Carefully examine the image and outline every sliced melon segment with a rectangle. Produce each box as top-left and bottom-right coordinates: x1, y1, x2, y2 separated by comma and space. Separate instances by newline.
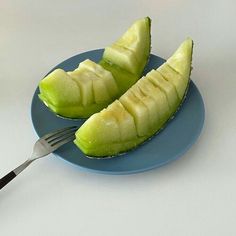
78, 59, 111, 78
167, 37, 193, 78
102, 76, 119, 99
76, 110, 120, 146
103, 45, 139, 75
68, 69, 95, 106
92, 79, 111, 104
135, 79, 170, 125
130, 85, 159, 134
116, 17, 150, 71
103, 17, 151, 76
119, 90, 149, 137
75, 100, 146, 156
158, 64, 186, 99
39, 69, 81, 107
39, 17, 151, 118
106, 100, 138, 141
75, 38, 193, 157
77, 59, 119, 99
99, 60, 138, 94
146, 70, 180, 112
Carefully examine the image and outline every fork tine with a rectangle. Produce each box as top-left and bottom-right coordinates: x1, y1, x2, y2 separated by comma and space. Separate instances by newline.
46, 127, 78, 143
50, 131, 76, 146
43, 126, 78, 141
50, 134, 75, 150
46, 129, 77, 146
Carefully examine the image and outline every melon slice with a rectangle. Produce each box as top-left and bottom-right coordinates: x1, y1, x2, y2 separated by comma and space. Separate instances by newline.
75, 38, 193, 157
38, 69, 81, 107
38, 17, 151, 118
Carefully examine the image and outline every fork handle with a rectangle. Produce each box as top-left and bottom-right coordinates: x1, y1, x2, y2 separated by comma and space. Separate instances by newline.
0, 159, 33, 190
0, 171, 17, 190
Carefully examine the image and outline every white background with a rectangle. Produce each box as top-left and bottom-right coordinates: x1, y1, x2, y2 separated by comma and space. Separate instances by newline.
1, 0, 236, 235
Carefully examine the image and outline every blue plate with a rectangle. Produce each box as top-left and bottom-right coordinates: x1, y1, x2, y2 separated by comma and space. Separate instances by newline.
31, 49, 205, 175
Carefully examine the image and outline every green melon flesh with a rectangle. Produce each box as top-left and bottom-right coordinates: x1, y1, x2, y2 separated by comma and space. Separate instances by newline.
75, 38, 193, 157
68, 68, 95, 106
79, 59, 119, 99
102, 45, 139, 75
167, 38, 192, 78
158, 64, 186, 99
135, 78, 170, 127
39, 17, 151, 118
129, 85, 159, 134
106, 101, 137, 141
74, 100, 146, 156
146, 70, 180, 112
120, 90, 149, 137
99, 60, 138, 94
102, 17, 151, 76
38, 69, 83, 118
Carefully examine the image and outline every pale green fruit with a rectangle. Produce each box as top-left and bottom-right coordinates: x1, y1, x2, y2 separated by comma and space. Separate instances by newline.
39, 17, 151, 118
75, 38, 193, 157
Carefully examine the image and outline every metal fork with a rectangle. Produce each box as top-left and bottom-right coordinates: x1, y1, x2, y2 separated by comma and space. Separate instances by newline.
0, 126, 78, 190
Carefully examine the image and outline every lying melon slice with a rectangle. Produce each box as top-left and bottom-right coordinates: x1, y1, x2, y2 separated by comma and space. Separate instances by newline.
38, 17, 151, 118
68, 68, 95, 106
74, 38, 193, 157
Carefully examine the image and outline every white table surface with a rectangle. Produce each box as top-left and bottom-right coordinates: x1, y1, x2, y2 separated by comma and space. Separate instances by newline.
1, 0, 236, 235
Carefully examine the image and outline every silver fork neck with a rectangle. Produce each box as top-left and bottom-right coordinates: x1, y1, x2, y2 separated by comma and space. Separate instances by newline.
13, 159, 34, 176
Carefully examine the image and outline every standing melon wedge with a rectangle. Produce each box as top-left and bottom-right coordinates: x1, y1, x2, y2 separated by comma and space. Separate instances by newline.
74, 38, 193, 157
102, 17, 151, 76
38, 17, 151, 118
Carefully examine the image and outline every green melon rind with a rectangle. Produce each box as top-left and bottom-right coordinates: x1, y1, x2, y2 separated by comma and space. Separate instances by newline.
143, 17, 151, 77
136, 16, 151, 77
38, 94, 113, 119
74, 136, 147, 157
